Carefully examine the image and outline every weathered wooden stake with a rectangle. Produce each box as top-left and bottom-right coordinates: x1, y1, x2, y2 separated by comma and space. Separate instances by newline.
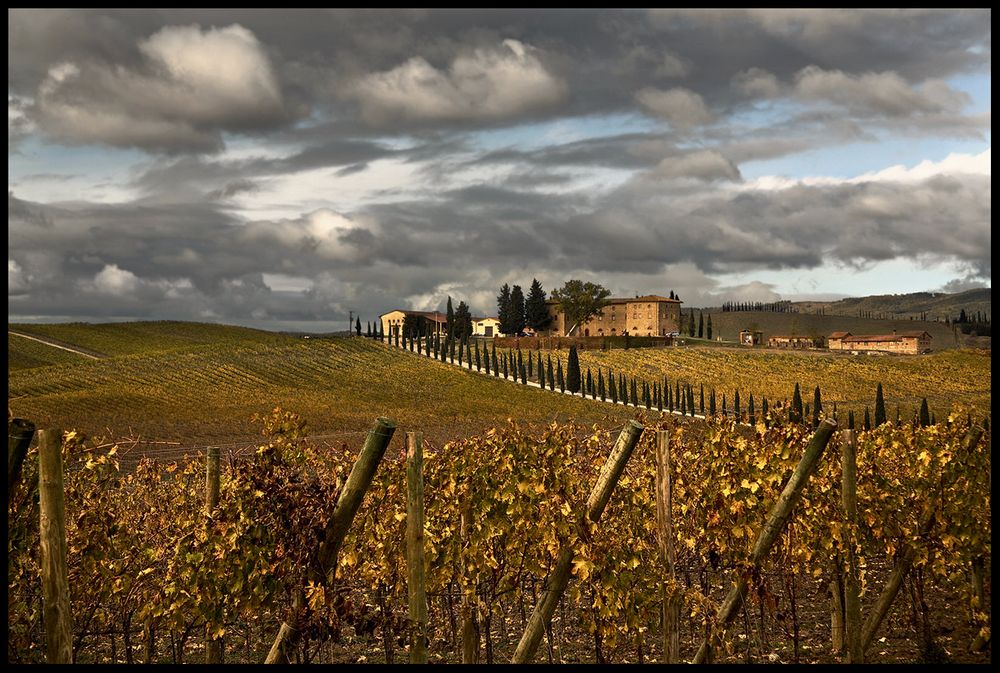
841, 430, 862, 663
38, 428, 73, 664
860, 426, 983, 655
693, 419, 837, 664
265, 417, 396, 663
205, 446, 223, 664
405, 432, 428, 664
512, 420, 645, 664
655, 429, 681, 663
460, 496, 480, 663
8, 418, 35, 506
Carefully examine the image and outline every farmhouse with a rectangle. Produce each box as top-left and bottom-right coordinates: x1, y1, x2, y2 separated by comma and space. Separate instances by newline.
739, 330, 763, 346
768, 335, 824, 349
827, 331, 932, 355
472, 316, 501, 337
379, 310, 446, 338
544, 294, 683, 337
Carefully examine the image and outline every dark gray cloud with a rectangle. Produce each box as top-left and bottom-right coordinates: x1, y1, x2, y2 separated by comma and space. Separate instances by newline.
7, 10, 991, 325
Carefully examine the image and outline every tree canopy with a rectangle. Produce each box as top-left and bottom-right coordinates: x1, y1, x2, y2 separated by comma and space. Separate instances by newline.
550, 280, 611, 336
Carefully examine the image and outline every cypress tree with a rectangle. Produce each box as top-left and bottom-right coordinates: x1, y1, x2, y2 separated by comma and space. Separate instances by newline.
748, 394, 756, 425
790, 383, 803, 424
761, 397, 769, 427
586, 368, 594, 398
598, 369, 606, 401
919, 398, 930, 427
848, 410, 855, 430
527, 351, 533, 377
700, 384, 705, 414
687, 385, 694, 416
567, 346, 581, 394
450, 338, 456, 363
457, 338, 463, 365
734, 389, 741, 419
484, 345, 491, 375
497, 283, 512, 336
874, 383, 886, 426
492, 344, 499, 376
698, 312, 704, 338
813, 386, 822, 428
609, 369, 617, 404
680, 385, 686, 414
466, 339, 472, 367
710, 389, 716, 416
517, 349, 524, 377
722, 394, 727, 415
446, 296, 455, 340
707, 314, 713, 341
520, 362, 527, 385
366, 321, 372, 337
688, 310, 696, 337
864, 407, 871, 431
631, 379, 638, 407
395, 330, 400, 348
503, 352, 509, 379
656, 383, 663, 411
557, 359, 565, 392
475, 341, 481, 371
675, 381, 681, 412
538, 354, 545, 388
667, 381, 673, 412
547, 356, 555, 391
379, 323, 385, 341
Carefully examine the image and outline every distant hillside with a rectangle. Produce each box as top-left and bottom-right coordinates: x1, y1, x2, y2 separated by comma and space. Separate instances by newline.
792, 288, 990, 321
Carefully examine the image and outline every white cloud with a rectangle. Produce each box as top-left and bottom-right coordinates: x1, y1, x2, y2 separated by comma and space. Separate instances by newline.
732, 67, 782, 98
635, 87, 713, 130
93, 264, 140, 295
35, 24, 286, 151
352, 39, 567, 124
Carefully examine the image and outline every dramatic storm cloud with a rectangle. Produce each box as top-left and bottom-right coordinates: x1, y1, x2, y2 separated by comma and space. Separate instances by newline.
8, 9, 991, 329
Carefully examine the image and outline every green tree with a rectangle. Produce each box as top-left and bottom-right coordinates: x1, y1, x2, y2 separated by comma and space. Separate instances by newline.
586, 367, 593, 398
631, 378, 638, 407
525, 278, 552, 332
598, 369, 606, 401
547, 355, 555, 391
510, 285, 526, 334
688, 310, 695, 337
366, 321, 371, 337
698, 312, 704, 338
734, 389, 741, 419
707, 314, 713, 340
446, 296, 455, 339
790, 383, 803, 424
538, 353, 545, 388
567, 346, 581, 393
355, 317, 361, 336
813, 386, 822, 428
609, 369, 617, 404
749, 394, 756, 425
550, 280, 611, 336
453, 301, 473, 340
709, 388, 716, 416
875, 383, 887, 426
497, 283, 513, 335
557, 359, 565, 392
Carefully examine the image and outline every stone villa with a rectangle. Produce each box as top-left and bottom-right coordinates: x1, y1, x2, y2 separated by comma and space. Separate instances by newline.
545, 295, 683, 337
827, 331, 932, 355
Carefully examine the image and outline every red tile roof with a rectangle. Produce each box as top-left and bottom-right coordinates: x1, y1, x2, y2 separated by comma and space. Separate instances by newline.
829, 331, 852, 339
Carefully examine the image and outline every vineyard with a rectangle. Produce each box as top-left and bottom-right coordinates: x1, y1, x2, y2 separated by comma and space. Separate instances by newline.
7, 328, 627, 444
7, 410, 990, 664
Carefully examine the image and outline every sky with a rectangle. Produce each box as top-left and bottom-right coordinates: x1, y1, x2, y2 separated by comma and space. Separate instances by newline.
8, 9, 991, 331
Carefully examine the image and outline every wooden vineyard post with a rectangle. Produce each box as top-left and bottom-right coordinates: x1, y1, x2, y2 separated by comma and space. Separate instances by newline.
265, 417, 397, 664
511, 420, 645, 664
860, 426, 983, 655
841, 430, 862, 663
205, 447, 223, 664
8, 418, 35, 506
693, 419, 837, 664
460, 496, 480, 664
655, 429, 681, 663
406, 432, 428, 664
38, 428, 73, 664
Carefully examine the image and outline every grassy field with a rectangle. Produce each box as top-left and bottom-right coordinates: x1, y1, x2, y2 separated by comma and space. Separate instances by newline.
557, 344, 990, 420
8, 325, 628, 444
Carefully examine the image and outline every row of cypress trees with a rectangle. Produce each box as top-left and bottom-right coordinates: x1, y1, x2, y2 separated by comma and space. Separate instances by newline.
381, 335, 944, 429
